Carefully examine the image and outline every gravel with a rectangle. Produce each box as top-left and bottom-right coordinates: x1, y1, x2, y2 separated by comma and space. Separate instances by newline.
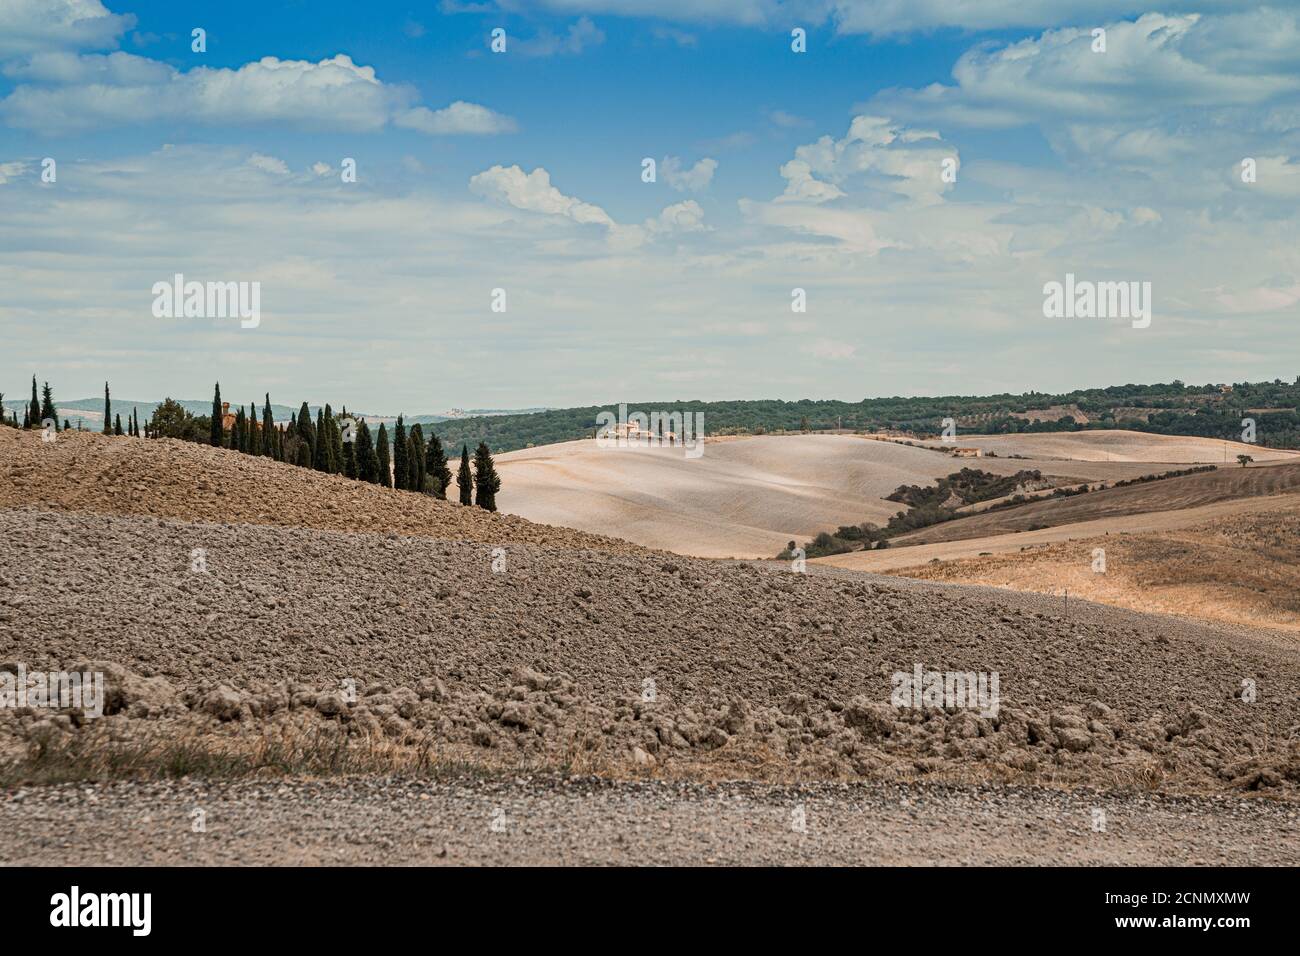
2, 774, 1296, 866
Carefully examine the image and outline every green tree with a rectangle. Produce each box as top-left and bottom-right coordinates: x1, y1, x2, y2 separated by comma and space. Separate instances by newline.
314, 409, 331, 471
472, 442, 501, 511
393, 416, 409, 490
30, 376, 40, 431
376, 423, 393, 488
457, 445, 473, 505
409, 424, 426, 493
1237, 454, 1254, 467
356, 421, 378, 482
102, 381, 113, 435
210, 383, 224, 446
261, 394, 274, 456
40, 382, 57, 430
425, 432, 452, 499
114, 413, 123, 436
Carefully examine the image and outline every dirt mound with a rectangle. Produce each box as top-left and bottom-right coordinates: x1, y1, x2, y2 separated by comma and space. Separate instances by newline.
3, 508, 1297, 793
0, 428, 637, 555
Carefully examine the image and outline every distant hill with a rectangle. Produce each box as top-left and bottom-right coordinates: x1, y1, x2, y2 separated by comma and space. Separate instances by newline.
418, 379, 1300, 454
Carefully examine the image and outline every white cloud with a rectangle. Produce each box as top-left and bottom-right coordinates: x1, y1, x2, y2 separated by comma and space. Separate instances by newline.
647, 199, 707, 233
311, 161, 332, 177
247, 153, 289, 175
0, 50, 514, 137
512, 17, 606, 56
0, 161, 28, 184
521, 1, 1248, 37
469, 165, 614, 226
0, 0, 134, 58
777, 115, 956, 205
394, 101, 517, 135
870, 12, 1300, 129
662, 156, 717, 192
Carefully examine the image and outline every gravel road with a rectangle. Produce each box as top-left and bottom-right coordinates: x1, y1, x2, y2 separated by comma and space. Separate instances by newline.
3, 774, 1296, 866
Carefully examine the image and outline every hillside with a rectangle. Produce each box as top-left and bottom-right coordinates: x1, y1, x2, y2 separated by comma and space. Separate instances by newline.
888, 458, 1300, 547
889, 496, 1300, 634
915, 431, 1297, 463
0, 427, 638, 555
472, 435, 1178, 558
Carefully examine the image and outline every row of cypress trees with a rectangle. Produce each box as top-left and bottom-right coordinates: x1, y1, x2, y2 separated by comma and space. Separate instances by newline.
1, 377, 142, 435
206, 383, 501, 510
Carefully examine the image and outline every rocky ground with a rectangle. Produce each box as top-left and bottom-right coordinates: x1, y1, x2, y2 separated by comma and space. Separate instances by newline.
2, 506, 1298, 794
0, 428, 638, 555
3, 773, 1296, 865
4, 429, 1299, 866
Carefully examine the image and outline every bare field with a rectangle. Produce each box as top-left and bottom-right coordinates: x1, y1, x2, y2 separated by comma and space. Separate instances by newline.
884, 497, 1300, 634
915, 430, 1300, 463
486, 435, 1179, 558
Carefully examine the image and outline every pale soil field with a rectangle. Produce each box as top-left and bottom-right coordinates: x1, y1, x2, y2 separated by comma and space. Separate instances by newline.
879, 496, 1300, 635
915, 430, 1300, 463
810, 495, 1294, 573
4, 427, 1299, 866
484, 435, 1177, 559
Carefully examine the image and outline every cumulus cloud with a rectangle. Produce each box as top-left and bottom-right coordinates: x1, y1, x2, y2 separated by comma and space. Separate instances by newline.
662, 156, 717, 192
869, 12, 1300, 128
0, 0, 135, 58
395, 101, 517, 134
0, 50, 514, 136
776, 115, 956, 205
469, 165, 614, 226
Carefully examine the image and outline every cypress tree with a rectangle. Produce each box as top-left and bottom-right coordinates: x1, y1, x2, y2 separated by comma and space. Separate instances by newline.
426, 433, 452, 499
102, 381, 112, 435
63, 418, 71, 432
343, 439, 357, 479
261, 394, 274, 456
114, 413, 123, 436
210, 383, 223, 446
410, 424, 426, 493
330, 410, 344, 474
473, 442, 501, 511
393, 416, 408, 490
22, 407, 30, 429
295, 442, 312, 467
248, 403, 258, 453
457, 445, 473, 505
296, 402, 314, 466
40, 382, 57, 430
355, 421, 378, 482
313, 409, 328, 471
376, 423, 393, 488
30, 376, 40, 430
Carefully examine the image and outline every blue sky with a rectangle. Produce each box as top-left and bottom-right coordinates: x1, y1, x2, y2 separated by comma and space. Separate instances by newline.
2, 1, 1298, 414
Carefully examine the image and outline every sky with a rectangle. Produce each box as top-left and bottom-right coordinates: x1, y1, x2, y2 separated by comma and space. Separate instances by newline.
1, 0, 1298, 414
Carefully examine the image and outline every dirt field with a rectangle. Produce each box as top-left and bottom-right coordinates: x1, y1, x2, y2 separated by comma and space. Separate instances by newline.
485, 435, 1180, 558
4, 426, 1299, 867
916, 430, 1299, 463
885, 460, 1300, 547
885, 497, 1300, 633
0, 427, 637, 555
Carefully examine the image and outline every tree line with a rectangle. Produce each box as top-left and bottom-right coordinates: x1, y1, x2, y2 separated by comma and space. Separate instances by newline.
3, 378, 501, 511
